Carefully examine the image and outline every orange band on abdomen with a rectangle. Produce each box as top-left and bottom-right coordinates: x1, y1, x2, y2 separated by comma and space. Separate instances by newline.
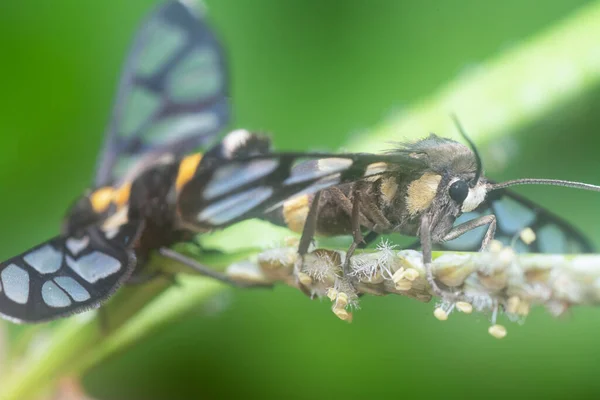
175, 153, 203, 192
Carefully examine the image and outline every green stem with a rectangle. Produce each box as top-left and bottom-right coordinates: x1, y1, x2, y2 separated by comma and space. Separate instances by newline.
0, 274, 173, 400
73, 277, 225, 374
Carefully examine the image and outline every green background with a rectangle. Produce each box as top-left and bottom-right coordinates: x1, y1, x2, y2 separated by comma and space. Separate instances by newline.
2, 1, 600, 399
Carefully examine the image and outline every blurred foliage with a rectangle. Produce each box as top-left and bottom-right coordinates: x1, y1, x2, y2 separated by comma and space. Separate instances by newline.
2, 0, 600, 399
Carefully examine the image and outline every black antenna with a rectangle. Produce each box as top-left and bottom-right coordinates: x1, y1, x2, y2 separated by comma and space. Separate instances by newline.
489, 179, 600, 192
451, 114, 482, 186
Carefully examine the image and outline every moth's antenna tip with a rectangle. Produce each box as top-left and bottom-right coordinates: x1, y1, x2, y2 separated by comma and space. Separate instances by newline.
450, 114, 483, 186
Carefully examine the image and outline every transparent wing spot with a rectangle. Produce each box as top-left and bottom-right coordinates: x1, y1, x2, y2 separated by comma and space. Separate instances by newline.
145, 112, 219, 145
23, 244, 62, 274
511, 238, 530, 254
537, 224, 567, 254
492, 197, 536, 234
121, 87, 162, 138
136, 19, 186, 78
198, 186, 274, 225
203, 160, 279, 200
317, 158, 354, 172
283, 159, 346, 186
364, 162, 388, 176
66, 252, 122, 284
54, 276, 91, 302
1, 264, 29, 304
42, 281, 72, 308
168, 47, 222, 102
66, 237, 90, 256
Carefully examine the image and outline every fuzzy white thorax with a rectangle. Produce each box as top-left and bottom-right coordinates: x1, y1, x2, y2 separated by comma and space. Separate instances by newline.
222, 129, 252, 158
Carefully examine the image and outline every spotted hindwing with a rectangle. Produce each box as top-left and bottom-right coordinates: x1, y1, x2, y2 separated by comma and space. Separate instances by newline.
95, 0, 229, 187
0, 222, 141, 323
440, 187, 593, 254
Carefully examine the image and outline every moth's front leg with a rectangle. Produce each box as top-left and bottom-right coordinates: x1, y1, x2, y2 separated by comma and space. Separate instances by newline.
420, 214, 470, 300
441, 214, 497, 250
423, 214, 497, 300
419, 214, 445, 297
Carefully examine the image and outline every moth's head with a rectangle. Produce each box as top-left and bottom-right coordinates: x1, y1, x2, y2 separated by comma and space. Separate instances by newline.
403, 120, 488, 218
405, 160, 488, 218
435, 115, 488, 213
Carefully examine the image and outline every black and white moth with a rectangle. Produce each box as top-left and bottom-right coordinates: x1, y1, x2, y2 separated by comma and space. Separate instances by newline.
261, 117, 600, 298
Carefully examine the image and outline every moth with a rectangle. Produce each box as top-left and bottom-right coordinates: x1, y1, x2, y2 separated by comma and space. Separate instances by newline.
0, 1, 383, 323
263, 116, 600, 298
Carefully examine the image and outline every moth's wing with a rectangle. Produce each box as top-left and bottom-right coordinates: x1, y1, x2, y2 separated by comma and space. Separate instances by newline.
178, 144, 398, 229
95, 0, 228, 187
0, 221, 142, 323
439, 187, 593, 254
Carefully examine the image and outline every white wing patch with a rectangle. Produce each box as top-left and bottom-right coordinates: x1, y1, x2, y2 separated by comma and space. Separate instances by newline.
1, 264, 29, 304
66, 252, 122, 284
54, 276, 90, 302
203, 160, 279, 200
23, 244, 62, 274
283, 158, 353, 186
42, 281, 72, 308
198, 186, 274, 225
66, 236, 90, 256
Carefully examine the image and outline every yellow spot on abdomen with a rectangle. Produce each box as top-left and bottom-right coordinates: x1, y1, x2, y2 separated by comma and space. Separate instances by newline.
176, 153, 203, 191
113, 183, 131, 207
380, 177, 398, 206
90, 187, 114, 213
283, 194, 310, 233
406, 172, 441, 216
90, 183, 131, 213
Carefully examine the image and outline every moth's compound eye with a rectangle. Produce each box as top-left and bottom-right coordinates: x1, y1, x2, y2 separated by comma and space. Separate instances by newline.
449, 180, 469, 204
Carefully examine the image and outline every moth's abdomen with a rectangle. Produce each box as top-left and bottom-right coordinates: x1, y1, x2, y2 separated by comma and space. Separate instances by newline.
262, 193, 312, 233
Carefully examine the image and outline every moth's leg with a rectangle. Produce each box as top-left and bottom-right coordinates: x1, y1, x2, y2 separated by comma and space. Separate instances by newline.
423, 214, 497, 299
297, 191, 322, 257
358, 231, 379, 249
159, 247, 272, 288
293, 191, 325, 296
328, 187, 373, 229
343, 188, 364, 275
441, 214, 497, 250
420, 215, 461, 300
323, 186, 368, 274
360, 198, 393, 232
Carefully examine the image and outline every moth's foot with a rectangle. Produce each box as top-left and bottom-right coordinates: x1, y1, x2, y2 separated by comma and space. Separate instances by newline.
425, 263, 463, 301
